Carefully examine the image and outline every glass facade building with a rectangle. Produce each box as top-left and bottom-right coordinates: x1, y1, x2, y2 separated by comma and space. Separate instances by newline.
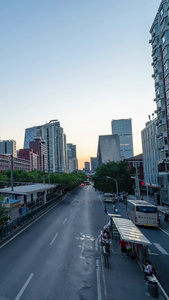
111, 119, 133, 159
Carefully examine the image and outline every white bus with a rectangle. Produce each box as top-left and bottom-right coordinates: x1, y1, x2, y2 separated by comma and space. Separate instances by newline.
127, 200, 158, 227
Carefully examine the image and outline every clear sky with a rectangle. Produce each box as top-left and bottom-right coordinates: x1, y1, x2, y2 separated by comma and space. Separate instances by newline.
0, 0, 160, 170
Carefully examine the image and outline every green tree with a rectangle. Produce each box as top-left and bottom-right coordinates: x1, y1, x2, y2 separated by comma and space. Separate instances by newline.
0, 196, 11, 226
93, 161, 135, 194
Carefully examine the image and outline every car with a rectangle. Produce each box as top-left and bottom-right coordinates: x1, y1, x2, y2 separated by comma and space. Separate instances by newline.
104, 193, 117, 203
81, 183, 84, 186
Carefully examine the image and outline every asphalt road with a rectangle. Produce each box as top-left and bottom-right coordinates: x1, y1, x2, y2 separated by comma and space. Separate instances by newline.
0, 185, 107, 300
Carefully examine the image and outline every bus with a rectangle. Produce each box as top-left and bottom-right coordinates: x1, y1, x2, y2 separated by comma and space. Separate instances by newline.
127, 200, 158, 227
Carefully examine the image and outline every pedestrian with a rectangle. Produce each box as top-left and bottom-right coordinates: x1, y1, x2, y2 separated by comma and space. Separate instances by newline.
119, 239, 127, 256
105, 239, 110, 254
126, 242, 132, 256
104, 206, 108, 214
143, 260, 152, 280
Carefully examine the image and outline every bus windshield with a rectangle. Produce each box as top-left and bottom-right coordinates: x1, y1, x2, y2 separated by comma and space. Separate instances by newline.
136, 206, 157, 213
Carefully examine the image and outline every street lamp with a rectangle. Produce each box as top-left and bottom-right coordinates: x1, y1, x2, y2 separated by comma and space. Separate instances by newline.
106, 176, 119, 199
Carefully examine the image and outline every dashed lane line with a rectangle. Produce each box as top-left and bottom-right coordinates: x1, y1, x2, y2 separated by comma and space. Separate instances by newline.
50, 233, 58, 245
63, 218, 67, 224
15, 273, 34, 300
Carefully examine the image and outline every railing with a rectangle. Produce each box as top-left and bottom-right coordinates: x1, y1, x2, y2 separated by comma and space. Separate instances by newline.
0, 195, 61, 242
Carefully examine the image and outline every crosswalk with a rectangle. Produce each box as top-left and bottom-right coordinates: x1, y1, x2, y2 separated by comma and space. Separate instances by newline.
149, 243, 169, 255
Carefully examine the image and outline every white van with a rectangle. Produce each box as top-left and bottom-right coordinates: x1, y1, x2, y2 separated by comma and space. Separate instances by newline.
104, 193, 117, 203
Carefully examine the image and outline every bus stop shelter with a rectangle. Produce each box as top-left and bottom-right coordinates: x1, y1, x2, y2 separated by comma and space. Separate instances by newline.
0, 183, 61, 206
110, 217, 152, 266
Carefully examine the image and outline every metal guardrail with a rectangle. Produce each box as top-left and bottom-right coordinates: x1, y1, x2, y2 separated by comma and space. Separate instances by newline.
0, 196, 60, 241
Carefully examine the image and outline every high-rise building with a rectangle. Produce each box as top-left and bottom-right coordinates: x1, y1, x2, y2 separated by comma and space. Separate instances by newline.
150, 0, 169, 204
0, 140, 17, 157
97, 135, 121, 167
84, 162, 90, 172
67, 143, 78, 172
90, 157, 98, 172
24, 120, 67, 173
141, 119, 159, 187
29, 138, 48, 172
18, 148, 40, 171
111, 119, 133, 159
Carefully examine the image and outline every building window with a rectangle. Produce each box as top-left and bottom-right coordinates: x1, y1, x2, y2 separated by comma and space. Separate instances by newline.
166, 89, 169, 99
162, 30, 169, 43
163, 45, 169, 57
165, 74, 169, 86
164, 59, 169, 71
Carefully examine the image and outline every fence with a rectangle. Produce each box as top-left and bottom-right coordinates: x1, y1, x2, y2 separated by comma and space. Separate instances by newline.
0, 194, 61, 241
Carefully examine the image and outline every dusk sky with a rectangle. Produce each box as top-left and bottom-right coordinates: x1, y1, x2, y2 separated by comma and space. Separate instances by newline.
1, 0, 160, 169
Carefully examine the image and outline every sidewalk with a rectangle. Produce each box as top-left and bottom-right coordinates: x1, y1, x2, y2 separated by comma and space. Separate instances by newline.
101, 239, 165, 300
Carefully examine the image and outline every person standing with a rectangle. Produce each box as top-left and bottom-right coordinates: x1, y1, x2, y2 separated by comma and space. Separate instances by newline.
143, 260, 152, 280
104, 206, 108, 214
119, 239, 127, 256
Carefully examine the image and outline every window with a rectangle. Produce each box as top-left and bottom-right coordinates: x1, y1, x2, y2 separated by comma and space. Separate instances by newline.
165, 74, 169, 86
136, 206, 157, 213
166, 89, 169, 99
163, 45, 169, 57
164, 59, 169, 71
162, 30, 169, 43
160, 2, 168, 17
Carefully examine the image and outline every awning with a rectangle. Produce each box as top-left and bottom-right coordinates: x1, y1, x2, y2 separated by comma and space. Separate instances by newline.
112, 217, 151, 246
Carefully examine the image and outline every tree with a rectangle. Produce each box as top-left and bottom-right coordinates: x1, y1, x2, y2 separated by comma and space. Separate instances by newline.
0, 196, 11, 226
93, 161, 135, 194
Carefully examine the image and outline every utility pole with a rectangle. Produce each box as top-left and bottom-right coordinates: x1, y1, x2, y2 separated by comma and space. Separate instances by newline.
11, 155, 13, 192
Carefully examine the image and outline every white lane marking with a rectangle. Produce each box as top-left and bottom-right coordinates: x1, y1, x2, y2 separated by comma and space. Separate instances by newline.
95, 235, 104, 300
157, 280, 169, 300
50, 233, 58, 246
153, 243, 169, 255
63, 218, 67, 224
15, 273, 34, 300
96, 259, 102, 300
0, 198, 65, 249
70, 209, 72, 213
159, 227, 169, 237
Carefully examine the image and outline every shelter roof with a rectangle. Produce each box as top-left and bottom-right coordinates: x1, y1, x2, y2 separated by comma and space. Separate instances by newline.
0, 183, 58, 196
112, 217, 151, 245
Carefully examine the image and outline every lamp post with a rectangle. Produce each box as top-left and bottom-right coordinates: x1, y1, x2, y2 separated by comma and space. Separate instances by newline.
106, 176, 119, 199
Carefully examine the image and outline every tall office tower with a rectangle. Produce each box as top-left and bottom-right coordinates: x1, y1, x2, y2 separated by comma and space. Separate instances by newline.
111, 119, 133, 159
90, 157, 98, 172
67, 143, 78, 172
150, 0, 169, 204
97, 135, 121, 167
0, 140, 17, 157
24, 120, 66, 173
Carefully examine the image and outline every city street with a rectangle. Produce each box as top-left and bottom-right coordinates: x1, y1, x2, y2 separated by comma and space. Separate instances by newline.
0, 185, 169, 300
0, 185, 106, 300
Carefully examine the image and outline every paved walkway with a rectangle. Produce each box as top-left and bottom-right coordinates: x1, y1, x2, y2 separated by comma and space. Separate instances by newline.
101, 239, 165, 300
100, 195, 169, 300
